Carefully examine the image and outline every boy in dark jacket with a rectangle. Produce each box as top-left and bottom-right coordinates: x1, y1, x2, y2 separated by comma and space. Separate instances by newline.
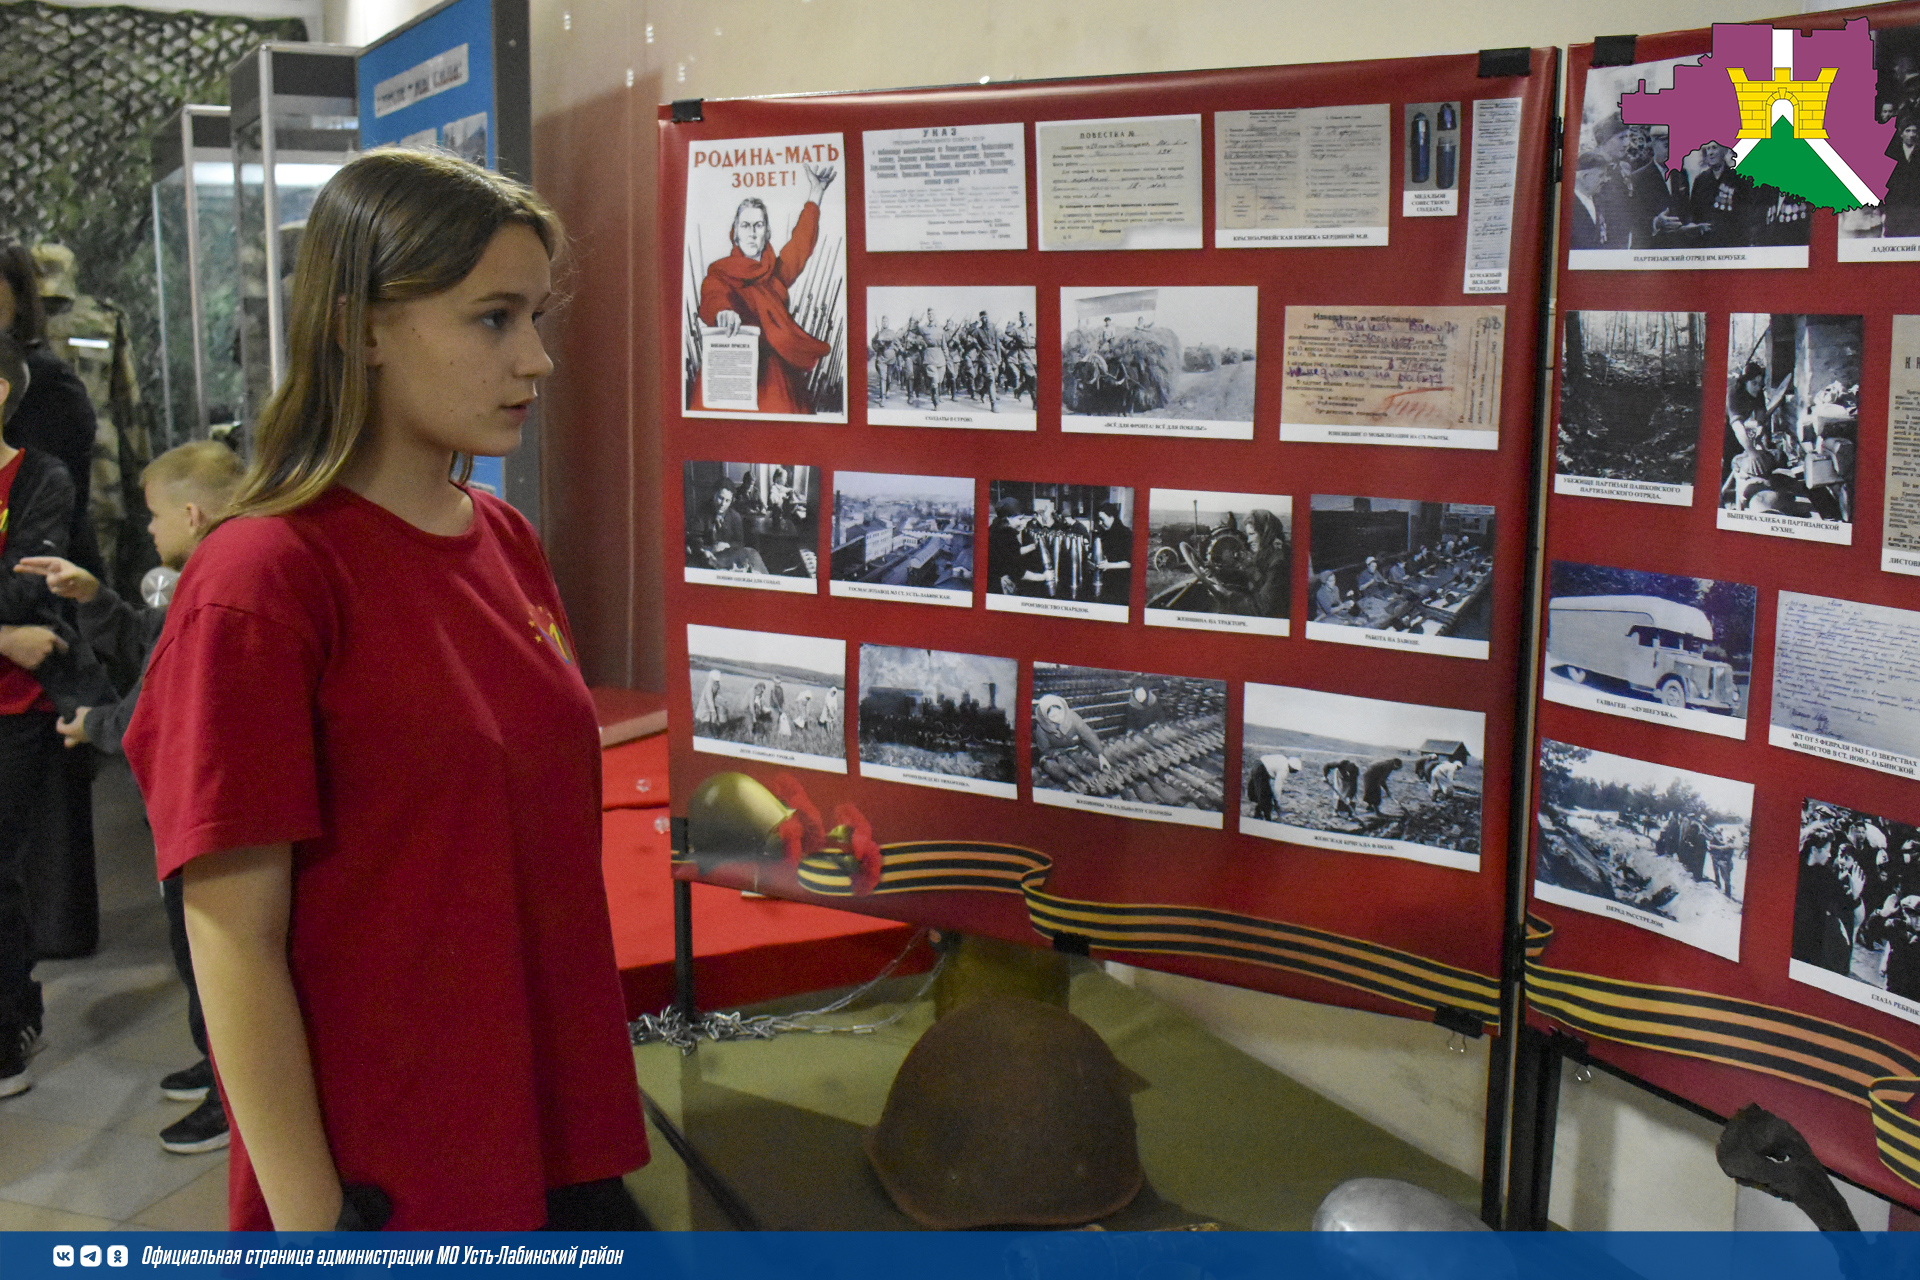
16, 438, 241, 1145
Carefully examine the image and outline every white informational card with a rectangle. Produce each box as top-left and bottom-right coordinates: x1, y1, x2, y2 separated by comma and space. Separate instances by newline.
1036, 114, 1203, 251
1553, 475, 1694, 507
984, 593, 1128, 625
1279, 305, 1504, 450
862, 123, 1028, 252
1884, 315, 1920, 575
1241, 816, 1478, 873
699, 328, 760, 413
1214, 104, 1389, 247
1533, 880, 1739, 962
1791, 959, 1920, 1030
685, 566, 816, 594
859, 761, 1016, 801
1063, 414, 1253, 440
1716, 506, 1852, 545
1305, 621, 1487, 661
1541, 673, 1749, 740
1569, 245, 1809, 272
1034, 785, 1224, 830
1463, 98, 1522, 294
1145, 609, 1288, 638
829, 580, 970, 607
690, 735, 847, 775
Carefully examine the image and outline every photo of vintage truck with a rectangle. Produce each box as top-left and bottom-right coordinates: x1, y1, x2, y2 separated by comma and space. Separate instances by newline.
1546, 594, 1740, 714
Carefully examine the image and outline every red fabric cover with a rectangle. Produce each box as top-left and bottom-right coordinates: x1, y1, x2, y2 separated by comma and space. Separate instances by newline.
125, 487, 646, 1230
601, 732, 669, 809
0, 450, 51, 714
600, 805, 926, 1018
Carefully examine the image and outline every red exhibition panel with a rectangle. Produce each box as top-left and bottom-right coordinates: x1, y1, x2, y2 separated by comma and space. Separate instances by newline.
1530, 3, 1920, 1208
659, 53, 1558, 1027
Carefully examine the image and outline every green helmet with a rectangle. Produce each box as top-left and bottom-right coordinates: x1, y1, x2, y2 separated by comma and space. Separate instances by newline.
684, 772, 791, 863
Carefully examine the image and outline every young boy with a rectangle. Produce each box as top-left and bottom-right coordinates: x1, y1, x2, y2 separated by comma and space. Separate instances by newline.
16, 439, 243, 1148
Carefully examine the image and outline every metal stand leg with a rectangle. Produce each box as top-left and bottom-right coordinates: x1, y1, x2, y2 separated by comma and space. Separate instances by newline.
1504, 1024, 1563, 1229
1480, 1032, 1510, 1227
672, 878, 695, 1021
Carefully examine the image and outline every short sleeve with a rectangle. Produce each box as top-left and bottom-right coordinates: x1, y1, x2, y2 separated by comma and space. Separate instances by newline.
125, 602, 325, 878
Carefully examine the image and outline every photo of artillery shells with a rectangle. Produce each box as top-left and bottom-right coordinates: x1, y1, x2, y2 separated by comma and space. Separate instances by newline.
1240, 682, 1486, 872
857, 645, 1017, 800
1030, 662, 1228, 828
1555, 310, 1705, 504
688, 623, 846, 774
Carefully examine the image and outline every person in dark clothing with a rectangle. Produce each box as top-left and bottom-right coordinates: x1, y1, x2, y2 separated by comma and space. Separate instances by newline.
1093, 501, 1131, 607
1, 242, 100, 578
987, 498, 1025, 597
1688, 142, 1759, 247
1885, 117, 1920, 239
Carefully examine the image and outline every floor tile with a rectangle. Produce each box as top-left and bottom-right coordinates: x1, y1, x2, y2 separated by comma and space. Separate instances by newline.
0, 1127, 223, 1221
0, 1199, 118, 1231
1, 1052, 174, 1131
100, 1008, 197, 1069
0, 1112, 93, 1185
130, 1161, 229, 1230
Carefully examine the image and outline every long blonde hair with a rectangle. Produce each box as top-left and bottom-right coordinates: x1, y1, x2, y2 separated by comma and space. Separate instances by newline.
224, 147, 562, 522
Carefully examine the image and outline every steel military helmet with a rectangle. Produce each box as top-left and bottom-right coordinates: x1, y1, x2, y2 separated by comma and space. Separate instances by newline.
864, 995, 1143, 1229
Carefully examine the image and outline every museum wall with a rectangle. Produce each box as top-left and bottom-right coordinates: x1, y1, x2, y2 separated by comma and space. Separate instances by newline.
318, 0, 1891, 1228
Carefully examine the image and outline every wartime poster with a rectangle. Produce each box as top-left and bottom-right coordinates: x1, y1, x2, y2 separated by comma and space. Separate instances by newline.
866, 286, 1038, 430
1214, 104, 1389, 246
1555, 311, 1705, 506
1542, 562, 1756, 741
1059, 287, 1257, 439
1790, 797, 1920, 1029
688, 623, 846, 774
863, 123, 1027, 252
1143, 489, 1291, 637
682, 461, 821, 593
1279, 305, 1505, 449
1031, 663, 1226, 829
1772, 592, 1920, 780
681, 132, 848, 422
1402, 101, 1461, 218
1534, 739, 1752, 963
1036, 114, 1203, 251
1306, 497, 1494, 660
1717, 313, 1859, 546
829, 472, 975, 606
1240, 683, 1485, 872
983, 481, 1134, 624
857, 645, 1017, 800
1884, 315, 1920, 574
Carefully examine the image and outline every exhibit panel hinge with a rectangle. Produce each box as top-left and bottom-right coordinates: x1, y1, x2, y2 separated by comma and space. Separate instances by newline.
1433, 1005, 1486, 1039
1547, 1027, 1590, 1063
1552, 116, 1564, 184
670, 98, 704, 123
1050, 931, 1093, 957
1477, 47, 1532, 79
1590, 34, 1640, 68
669, 816, 689, 854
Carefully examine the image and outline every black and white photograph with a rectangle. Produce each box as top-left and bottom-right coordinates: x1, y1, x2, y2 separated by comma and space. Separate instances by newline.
1790, 798, 1920, 1027
1240, 684, 1486, 871
1403, 100, 1461, 217
1143, 489, 1292, 637
1306, 497, 1493, 660
1569, 57, 1812, 271
683, 461, 820, 593
1839, 24, 1920, 263
682, 131, 848, 421
984, 481, 1135, 624
857, 645, 1017, 800
1717, 313, 1860, 545
1772, 591, 1920, 780
443, 110, 488, 167
1533, 739, 1751, 962
1555, 310, 1705, 505
830, 472, 975, 607
1031, 663, 1227, 828
1543, 561, 1756, 741
866, 286, 1038, 430
688, 624, 846, 774
1059, 287, 1257, 439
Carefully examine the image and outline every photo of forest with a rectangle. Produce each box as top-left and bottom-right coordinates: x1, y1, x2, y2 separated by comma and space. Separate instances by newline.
1557, 310, 1705, 487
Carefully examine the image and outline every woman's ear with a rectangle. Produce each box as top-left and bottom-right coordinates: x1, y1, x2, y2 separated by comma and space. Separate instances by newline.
336, 296, 384, 367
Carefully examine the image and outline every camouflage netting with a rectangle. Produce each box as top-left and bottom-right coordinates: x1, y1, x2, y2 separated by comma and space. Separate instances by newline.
0, 0, 307, 420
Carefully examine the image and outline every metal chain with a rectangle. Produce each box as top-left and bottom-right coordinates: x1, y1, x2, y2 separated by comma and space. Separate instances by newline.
630, 928, 945, 1054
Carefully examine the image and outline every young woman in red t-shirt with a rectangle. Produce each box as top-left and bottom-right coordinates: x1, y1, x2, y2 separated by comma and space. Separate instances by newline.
124, 149, 648, 1231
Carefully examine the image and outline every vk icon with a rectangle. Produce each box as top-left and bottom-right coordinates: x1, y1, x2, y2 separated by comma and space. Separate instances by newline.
52, 1245, 74, 1266
80, 1245, 102, 1266
107, 1246, 129, 1267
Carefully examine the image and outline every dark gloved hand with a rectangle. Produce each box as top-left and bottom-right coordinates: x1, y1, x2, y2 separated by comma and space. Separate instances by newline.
335, 1184, 393, 1232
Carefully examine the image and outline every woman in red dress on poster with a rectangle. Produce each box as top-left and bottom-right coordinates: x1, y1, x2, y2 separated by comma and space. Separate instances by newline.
123, 149, 648, 1232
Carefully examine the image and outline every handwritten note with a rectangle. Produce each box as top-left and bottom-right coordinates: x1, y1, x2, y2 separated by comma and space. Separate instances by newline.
1214, 105, 1388, 247
1464, 98, 1522, 294
1279, 305, 1505, 449
1036, 115, 1202, 251
863, 123, 1027, 252
1771, 591, 1920, 777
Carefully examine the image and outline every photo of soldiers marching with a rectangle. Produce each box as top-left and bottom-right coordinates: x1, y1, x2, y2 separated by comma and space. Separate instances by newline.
869, 295, 1036, 412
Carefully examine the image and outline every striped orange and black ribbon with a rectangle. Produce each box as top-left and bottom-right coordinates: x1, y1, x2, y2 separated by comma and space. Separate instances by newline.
790, 840, 1503, 1028
1525, 915, 1920, 1189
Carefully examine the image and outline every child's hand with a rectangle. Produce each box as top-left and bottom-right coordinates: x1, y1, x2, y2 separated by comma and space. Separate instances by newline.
0, 624, 68, 669
15, 556, 100, 603
56, 708, 91, 748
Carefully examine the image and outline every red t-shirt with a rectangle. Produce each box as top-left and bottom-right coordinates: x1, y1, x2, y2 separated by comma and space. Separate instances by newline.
124, 486, 647, 1230
0, 450, 53, 715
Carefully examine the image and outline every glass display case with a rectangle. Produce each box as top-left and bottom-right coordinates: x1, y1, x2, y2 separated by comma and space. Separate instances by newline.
151, 106, 242, 448
229, 43, 359, 441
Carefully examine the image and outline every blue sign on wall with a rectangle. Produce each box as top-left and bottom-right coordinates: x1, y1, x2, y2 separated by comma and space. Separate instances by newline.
357, 0, 496, 168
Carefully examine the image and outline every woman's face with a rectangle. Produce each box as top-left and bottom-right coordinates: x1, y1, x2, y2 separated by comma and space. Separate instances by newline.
364, 223, 554, 460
